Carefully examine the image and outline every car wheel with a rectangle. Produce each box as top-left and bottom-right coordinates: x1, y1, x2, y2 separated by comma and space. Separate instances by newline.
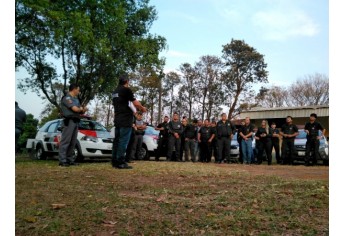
137, 146, 148, 160
35, 144, 47, 160
73, 145, 84, 162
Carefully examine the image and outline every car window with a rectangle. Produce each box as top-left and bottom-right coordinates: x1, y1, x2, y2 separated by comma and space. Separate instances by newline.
39, 121, 53, 132
296, 130, 323, 139
47, 122, 59, 133
78, 120, 107, 131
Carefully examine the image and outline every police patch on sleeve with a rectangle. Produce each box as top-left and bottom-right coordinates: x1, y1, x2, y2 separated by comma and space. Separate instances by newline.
66, 97, 73, 104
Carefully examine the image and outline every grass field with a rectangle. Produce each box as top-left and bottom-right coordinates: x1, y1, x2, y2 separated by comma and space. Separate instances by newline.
15, 155, 328, 235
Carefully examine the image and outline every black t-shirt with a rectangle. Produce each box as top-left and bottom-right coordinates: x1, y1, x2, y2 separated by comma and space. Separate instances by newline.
216, 120, 234, 138
199, 126, 214, 142
157, 122, 169, 138
255, 127, 273, 143
112, 85, 136, 127
271, 128, 280, 142
281, 123, 298, 139
184, 124, 198, 139
168, 121, 183, 135
239, 124, 254, 138
304, 121, 324, 139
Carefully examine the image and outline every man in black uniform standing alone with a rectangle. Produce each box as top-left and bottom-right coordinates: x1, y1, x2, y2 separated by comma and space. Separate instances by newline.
167, 112, 184, 161
59, 84, 88, 166
155, 116, 170, 161
112, 74, 146, 169
280, 116, 299, 165
304, 113, 326, 166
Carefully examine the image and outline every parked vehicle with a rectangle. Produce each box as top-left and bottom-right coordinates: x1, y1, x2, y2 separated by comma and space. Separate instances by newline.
26, 118, 113, 161
230, 133, 240, 160
294, 129, 329, 165
110, 125, 159, 160
138, 126, 159, 160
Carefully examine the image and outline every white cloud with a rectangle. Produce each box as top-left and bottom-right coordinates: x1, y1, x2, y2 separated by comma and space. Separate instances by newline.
252, 10, 320, 41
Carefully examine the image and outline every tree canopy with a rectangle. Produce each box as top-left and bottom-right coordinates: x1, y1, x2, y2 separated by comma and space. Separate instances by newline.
16, 0, 167, 111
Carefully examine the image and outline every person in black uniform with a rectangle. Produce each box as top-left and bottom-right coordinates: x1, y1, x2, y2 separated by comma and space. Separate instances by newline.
112, 74, 146, 169
59, 84, 88, 166
280, 116, 299, 165
155, 116, 170, 161
183, 119, 198, 162
216, 113, 235, 164
15, 101, 27, 153
129, 112, 147, 161
210, 119, 218, 163
198, 119, 215, 163
237, 120, 245, 164
180, 118, 188, 161
304, 113, 326, 166
195, 119, 203, 161
270, 122, 281, 164
166, 112, 184, 161
255, 120, 273, 165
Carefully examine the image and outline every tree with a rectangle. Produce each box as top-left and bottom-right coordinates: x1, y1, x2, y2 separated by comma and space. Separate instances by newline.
162, 71, 181, 118
255, 85, 289, 108
194, 55, 224, 121
16, 0, 166, 114
18, 114, 39, 152
179, 63, 198, 120
255, 73, 329, 108
288, 73, 329, 106
221, 39, 268, 119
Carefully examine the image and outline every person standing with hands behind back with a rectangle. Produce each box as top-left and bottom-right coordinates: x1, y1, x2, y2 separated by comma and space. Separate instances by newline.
59, 83, 88, 167
112, 74, 146, 169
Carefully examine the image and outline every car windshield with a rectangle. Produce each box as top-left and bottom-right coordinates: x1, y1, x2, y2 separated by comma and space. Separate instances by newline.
296, 130, 307, 139
145, 126, 159, 136
296, 129, 323, 139
232, 132, 238, 140
79, 120, 107, 131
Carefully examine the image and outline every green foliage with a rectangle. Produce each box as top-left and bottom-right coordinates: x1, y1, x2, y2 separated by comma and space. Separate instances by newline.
39, 106, 61, 127
18, 114, 39, 152
16, 0, 166, 109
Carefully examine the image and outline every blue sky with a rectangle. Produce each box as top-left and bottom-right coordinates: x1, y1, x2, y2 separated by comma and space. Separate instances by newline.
149, 0, 329, 86
14, 0, 329, 119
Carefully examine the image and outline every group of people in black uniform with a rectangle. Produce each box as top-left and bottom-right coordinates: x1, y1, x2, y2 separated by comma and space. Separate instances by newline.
150, 112, 325, 166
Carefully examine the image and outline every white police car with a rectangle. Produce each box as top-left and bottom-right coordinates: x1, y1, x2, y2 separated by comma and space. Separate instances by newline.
110, 125, 159, 160
26, 118, 113, 161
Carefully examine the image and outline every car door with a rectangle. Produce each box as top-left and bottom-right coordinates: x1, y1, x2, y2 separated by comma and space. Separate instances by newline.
43, 120, 61, 152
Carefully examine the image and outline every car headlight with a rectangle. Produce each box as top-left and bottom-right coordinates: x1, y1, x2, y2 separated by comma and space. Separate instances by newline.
81, 136, 99, 143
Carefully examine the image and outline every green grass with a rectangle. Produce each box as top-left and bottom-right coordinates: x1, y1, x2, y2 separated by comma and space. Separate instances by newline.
15, 155, 329, 235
